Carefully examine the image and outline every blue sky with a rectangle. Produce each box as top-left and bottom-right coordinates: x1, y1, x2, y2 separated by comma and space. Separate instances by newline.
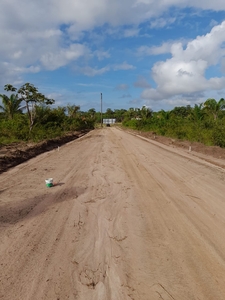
0, 1, 225, 112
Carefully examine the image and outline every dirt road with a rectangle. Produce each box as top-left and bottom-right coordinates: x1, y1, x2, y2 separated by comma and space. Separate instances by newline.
1, 127, 225, 300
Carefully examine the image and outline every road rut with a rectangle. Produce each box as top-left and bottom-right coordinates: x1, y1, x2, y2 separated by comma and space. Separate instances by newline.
1, 127, 225, 299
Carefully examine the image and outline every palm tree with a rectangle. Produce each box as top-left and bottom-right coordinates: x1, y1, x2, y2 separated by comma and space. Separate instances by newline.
67, 104, 80, 118
3, 83, 55, 132
189, 103, 204, 123
0, 93, 22, 119
203, 98, 225, 120
126, 107, 135, 119
141, 105, 153, 120
158, 109, 171, 121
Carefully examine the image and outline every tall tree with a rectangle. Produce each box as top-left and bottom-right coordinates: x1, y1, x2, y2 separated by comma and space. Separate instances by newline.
105, 108, 114, 118
87, 108, 96, 118
4, 83, 54, 131
170, 105, 191, 118
126, 107, 135, 119
114, 109, 127, 122
156, 109, 171, 124
203, 98, 225, 120
189, 103, 204, 123
141, 105, 153, 119
67, 104, 80, 118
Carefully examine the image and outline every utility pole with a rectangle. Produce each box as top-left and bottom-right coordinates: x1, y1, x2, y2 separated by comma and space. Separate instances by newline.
101, 93, 103, 127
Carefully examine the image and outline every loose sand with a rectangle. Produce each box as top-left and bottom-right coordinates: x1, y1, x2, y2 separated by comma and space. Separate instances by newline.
1, 127, 225, 299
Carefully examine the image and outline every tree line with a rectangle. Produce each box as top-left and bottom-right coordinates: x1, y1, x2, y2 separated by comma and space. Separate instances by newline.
0, 83, 95, 144
122, 99, 225, 147
1, 82, 225, 147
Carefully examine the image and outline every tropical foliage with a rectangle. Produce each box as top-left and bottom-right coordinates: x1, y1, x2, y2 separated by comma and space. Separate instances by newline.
0, 83, 95, 144
0, 93, 22, 119
1, 83, 225, 148
4, 83, 55, 131
122, 98, 225, 147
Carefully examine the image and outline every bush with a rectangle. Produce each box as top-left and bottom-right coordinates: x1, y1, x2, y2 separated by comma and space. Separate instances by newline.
212, 123, 225, 147
0, 114, 29, 143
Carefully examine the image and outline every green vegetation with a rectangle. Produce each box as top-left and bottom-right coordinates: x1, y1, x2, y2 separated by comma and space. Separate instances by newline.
0, 93, 22, 120
0, 83, 95, 144
122, 102, 225, 148
1, 82, 225, 148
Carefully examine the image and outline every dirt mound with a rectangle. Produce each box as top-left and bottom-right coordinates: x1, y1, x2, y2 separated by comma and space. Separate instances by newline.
123, 128, 225, 160
140, 131, 225, 159
0, 130, 91, 174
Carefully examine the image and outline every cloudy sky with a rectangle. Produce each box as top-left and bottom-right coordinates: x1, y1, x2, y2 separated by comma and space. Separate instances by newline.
0, 0, 225, 112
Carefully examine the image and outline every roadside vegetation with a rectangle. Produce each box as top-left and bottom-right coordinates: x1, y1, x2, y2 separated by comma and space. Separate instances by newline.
0, 83, 95, 144
121, 100, 225, 148
1, 83, 225, 147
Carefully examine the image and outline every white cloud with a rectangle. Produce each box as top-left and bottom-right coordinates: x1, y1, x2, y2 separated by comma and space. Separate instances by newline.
0, 62, 21, 87
209, 19, 218, 28
14, 66, 41, 74
164, 98, 191, 106
141, 21, 225, 102
123, 28, 140, 37
31, 29, 62, 39
134, 0, 225, 11
221, 57, 225, 73
137, 42, 173, 56
94, 50, 111, 61
1, 1, 225, 49
13, 51, 23, 59
113, 62, 135, 70
73, 61, 135, 77
40, 44, 90, 70
0, 27, 63, 76
0, 62, 40, 87
137, 39, 189, 56
150, 17, 176, 28
1, 0, 225, 98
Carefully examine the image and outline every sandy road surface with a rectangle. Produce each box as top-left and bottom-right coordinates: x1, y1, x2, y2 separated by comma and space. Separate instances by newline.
1, 127, 225, 300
